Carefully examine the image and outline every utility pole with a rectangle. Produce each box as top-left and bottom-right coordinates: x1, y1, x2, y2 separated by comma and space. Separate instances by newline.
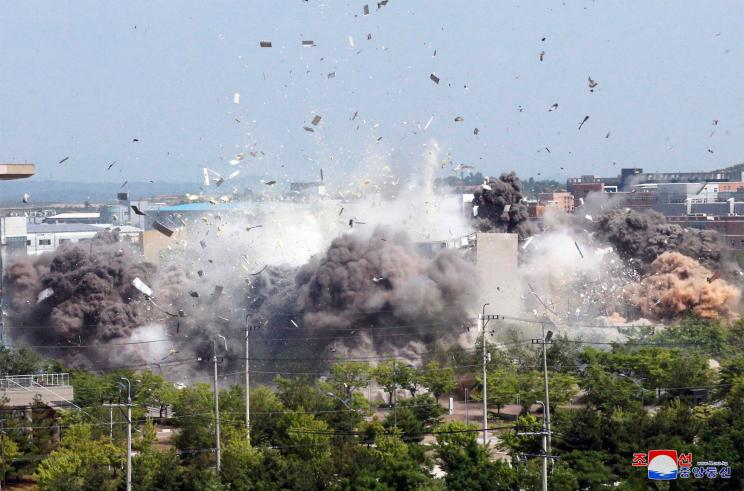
244, 324, 260, 445
536, 326, 553, 453
102, 401, 126, 440
479, 304, 500, 446
119, 378, 132, 491
213, 335, 226, 473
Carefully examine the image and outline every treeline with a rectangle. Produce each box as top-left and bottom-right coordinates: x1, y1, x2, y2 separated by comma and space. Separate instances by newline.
0, 317, 742, 489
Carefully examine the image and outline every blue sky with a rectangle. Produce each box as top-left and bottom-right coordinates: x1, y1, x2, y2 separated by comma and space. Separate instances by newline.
1, 0, 743, 184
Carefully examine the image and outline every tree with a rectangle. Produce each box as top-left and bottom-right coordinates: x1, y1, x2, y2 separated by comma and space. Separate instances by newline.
373, 361, 402, 406
434, 421, 517, 490
220, 437, 262, 491
35, 425, 121, 491
132, 448, 184, 490
329, 361, 372, 400
0, 437, 21, 485
420, 361, 456, 400
482, 367, 518, 415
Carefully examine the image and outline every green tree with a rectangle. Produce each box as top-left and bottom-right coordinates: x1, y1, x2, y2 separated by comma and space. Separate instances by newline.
373, 361, 402, 406
420, 361, 456, 401
35, 425, 121, 491
329, 361, 372, 400
132, 448, 184, 490
434, 421, 516, 490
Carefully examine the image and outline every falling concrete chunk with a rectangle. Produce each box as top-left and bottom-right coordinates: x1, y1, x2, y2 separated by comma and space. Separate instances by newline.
58, 156, 70, 164
348, 35, 355, 48
131, 205, 146, 216
212, 285, 224, 299
189, 291, 199, 298
233, 93, 241, 104
303, 126, 315, 132
203, 168, 210, 186
363, 4, 369, 15
36, 287, 54, 304
327, 72, 335, 79
132, 278, 154, 297
259, 41, 272, 48
228, 170, 240, 179
22, 193, 30, 204
578, 115, 589, 130
153, 221, 175, 237
215, 178, 225, 187
430, 73, 440, 84
264, 180, 276, 186
454, 116, 464, 122
290, 319, 299, 328
200, 240, 207, 249
311, 115, 322, 126
302, 40, 315, 47
474, 128, 479, 136
522, 236, 534, 250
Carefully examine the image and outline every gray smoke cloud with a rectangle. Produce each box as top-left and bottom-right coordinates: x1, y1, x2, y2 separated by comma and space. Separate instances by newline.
471, 172, 534, 238
591, 208, 727, 273
293, 227, 478, 350
3, 231, 158, 368
3, 224, 479, 375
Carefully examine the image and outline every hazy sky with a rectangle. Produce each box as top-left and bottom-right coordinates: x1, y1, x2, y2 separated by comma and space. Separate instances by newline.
1, 1, 743, 184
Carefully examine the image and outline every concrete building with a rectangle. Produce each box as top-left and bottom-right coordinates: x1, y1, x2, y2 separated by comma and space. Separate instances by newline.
43, 212, 101, 224
538, 192, 574, 213
0, 373, 75, 408
26, 223, 143, 256
0, 163, 35, 180
474, 233, 520, 318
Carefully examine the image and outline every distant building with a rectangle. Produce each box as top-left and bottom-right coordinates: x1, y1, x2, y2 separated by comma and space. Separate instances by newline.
43, 212, 100, 224
567, 181, 605, 202
26, 223, 143, 256
538, 192, 574, 213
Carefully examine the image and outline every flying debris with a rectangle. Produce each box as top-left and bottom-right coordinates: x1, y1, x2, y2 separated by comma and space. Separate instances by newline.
246, 225, 263, 232
473, 128, 479, 136
311, 115, 322, 126
36, 287, 54, 304
132, 277, 154, 297
605, 132, 611, 138
574, 242, 585, 259
131, 205, 146, 216
303, 126, 315, 132
260, 41, 272, 48
351, 111, 358, 120
22, 193, 30, 204
539, 51, 545, 61
548, 103, 558, 111
58, 156, 69, 164
107, 161, 117, 170
327, 72, 335, 79
363, 4, 369, 15
302, 40, 315, 47
424, 116, 434, 130
152, 221, 175, 237
264, 180, 277, 186
250, 265, 268, 276
430, 73, 440, 84
199, 240, 207, 249
522, 236, 534, 250
578, 115, 590, 130
120, 180, 128, 188
454, 116, 464, 122
348, 35, 355, 48
233, 93, 241, 104
588, 76, 598, 92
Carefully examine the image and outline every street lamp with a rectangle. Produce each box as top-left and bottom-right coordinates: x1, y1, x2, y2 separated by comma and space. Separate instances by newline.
535, 400, 548, 491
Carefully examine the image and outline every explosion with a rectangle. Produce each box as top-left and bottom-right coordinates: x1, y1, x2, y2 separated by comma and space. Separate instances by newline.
592, 208, 725, 273
627, 252, 740, 320
472, 172, 533, 238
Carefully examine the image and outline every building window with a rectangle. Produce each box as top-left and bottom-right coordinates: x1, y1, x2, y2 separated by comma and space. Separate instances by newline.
39, 239, 52, 246
59, 239, 70, 244
26, 240, 31, 246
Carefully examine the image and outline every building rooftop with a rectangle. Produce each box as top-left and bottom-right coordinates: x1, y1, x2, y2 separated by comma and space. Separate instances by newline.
46, 212, 100, 220
0, 163, 35, 180
28, 223, 102, 233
